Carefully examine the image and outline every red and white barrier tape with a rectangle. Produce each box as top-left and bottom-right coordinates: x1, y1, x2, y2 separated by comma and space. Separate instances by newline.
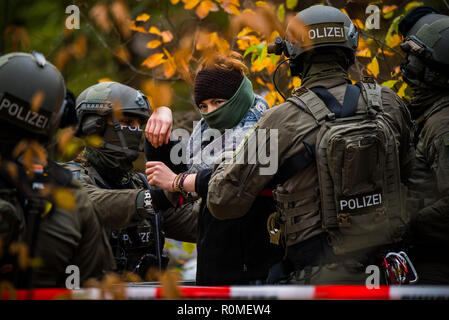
2, 285, 449, 300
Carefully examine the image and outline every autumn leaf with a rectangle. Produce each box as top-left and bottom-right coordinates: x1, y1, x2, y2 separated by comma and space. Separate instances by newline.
182, 242, 196, 255
221, 3, 240, 15
141, 80, 173, 108
8, 242, 29, 271
161, 30, 174, 43
149, 26, 162, 35
53, 188, 76, 211
277, 4, 285, 23
196, 0, 219, 19
30, 91, 44, 112
89, 4, 112, 32
405, 2, 424, 13
386, 33, 402, 48
130, 21, 147, 33
292, 77, 301, 88
183, 0, 201, 10
255, 1, 268, 7
110, 0, 132, 39
367, 57, 380, 78
397, 82, 408, 99
171, 0, 181, 4
162, 48, 177, 78
114, 45, 131, 63
357, 48, 372, 58
146, 40, 162, 49
286, 0, 298, 10
84, 135, 104, 148
136, 13, 150, 22
382, 80, 398, 89
70, 35, 87, 59
141, 53, 166, 69
98, 78, 114, 83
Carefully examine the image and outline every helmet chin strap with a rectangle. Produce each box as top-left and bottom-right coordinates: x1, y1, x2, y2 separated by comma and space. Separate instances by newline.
102, 115, 139, 160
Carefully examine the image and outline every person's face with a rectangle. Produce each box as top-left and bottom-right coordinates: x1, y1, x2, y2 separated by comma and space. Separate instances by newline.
198, 98, 228, 114
107, 114, 144, 127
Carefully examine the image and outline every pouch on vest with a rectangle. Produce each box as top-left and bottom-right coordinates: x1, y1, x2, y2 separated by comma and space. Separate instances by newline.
291, 81, 407, 255
0, 191, 25, 254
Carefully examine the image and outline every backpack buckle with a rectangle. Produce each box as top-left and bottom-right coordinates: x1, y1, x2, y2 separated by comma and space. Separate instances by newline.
293, 87, 309, 96
337, 213, 351, 228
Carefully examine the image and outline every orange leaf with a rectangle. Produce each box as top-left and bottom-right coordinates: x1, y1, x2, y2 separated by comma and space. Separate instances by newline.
356, 48, 372, 58
149, 26, 162, 35
163, 61, 176, 78
183, 0, 201, 10
146, 40, 162, 49
141, 53, 166, 69
130, 21, 147, 33
89, 4, 112, 32
136, 13, 150, 22
196, 0, 218, 19
115, 46, 131, 63
161, 30, 174, 43
30, 91, 44, 112
221, 3, 240, 15
171, 0, 181, 4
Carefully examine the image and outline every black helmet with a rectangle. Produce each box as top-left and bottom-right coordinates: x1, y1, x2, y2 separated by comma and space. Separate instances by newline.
268, 5, 358, 76
76, 81, 151, 136
399, 7, 449, 88
0, 52, 66, 142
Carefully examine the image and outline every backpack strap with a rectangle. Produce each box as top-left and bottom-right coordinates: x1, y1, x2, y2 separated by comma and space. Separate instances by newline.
357, 78, 383, 112
288, 87, 334, 125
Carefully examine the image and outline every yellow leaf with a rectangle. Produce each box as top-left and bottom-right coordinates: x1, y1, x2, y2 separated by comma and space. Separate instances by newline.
356, 48, 372, 58
146, 40, 162, 49
292, 77, 301, 88
386, 33, 402, 48
353, 19, 364, 30
182, 242, 196, 255
237, 26, 255, 38
255, 1, 268, 7
367, 57, 380, 78
223, 3, 240, 15
397, 83, 408, 99
286, 0, 298, 10
53, 188, 76, 212
163, 60, 176, 79
405, 2, 424, 13
184, 0, 200, 10
141, 53, 166, 69
84, 134, 104, 148
136, 13, 150, 22
130, 21, 147, 33
196, 0, 218, 19
149, 26, 162, 35
171, 0, 181, 4
161, 30, 174, 43
98, 77, 114, 83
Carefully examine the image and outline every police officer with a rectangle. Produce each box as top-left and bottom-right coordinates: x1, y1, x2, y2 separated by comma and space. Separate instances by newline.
0, 52, 114, 288
66, 81, 197, 278
207, 5, 414, 285
399, 7, 449, 284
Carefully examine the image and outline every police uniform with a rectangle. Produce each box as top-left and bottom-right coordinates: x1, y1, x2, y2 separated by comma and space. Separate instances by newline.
399, 8, 449, 284
0, 52, 114, 288
69, 81, 198, 276
207, 6, 414, 285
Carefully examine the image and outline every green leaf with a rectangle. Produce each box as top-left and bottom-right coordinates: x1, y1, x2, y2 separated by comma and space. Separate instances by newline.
405, 2, 424, 13
243, 44, 259, 58
260, 44, 268, 62
286, 0, 298, 10
277, 4, 285, 22
386, 15, 402, 40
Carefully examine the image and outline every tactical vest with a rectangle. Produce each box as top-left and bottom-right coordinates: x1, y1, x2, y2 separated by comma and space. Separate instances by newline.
274, 80, 408, 255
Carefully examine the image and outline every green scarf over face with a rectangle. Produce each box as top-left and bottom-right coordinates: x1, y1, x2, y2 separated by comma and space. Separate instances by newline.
200, 76, 255, 132
301, 61, 350, 88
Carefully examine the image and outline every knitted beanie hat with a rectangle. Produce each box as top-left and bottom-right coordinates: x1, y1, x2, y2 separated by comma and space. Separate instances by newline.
194, 68, 244, 106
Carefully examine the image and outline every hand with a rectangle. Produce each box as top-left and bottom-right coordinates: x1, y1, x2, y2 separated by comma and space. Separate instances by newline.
145, 106, 173, 148
145, 161, 177, 192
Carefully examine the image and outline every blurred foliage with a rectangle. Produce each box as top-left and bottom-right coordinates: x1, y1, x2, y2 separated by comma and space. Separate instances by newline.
2, 0, 449, 282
